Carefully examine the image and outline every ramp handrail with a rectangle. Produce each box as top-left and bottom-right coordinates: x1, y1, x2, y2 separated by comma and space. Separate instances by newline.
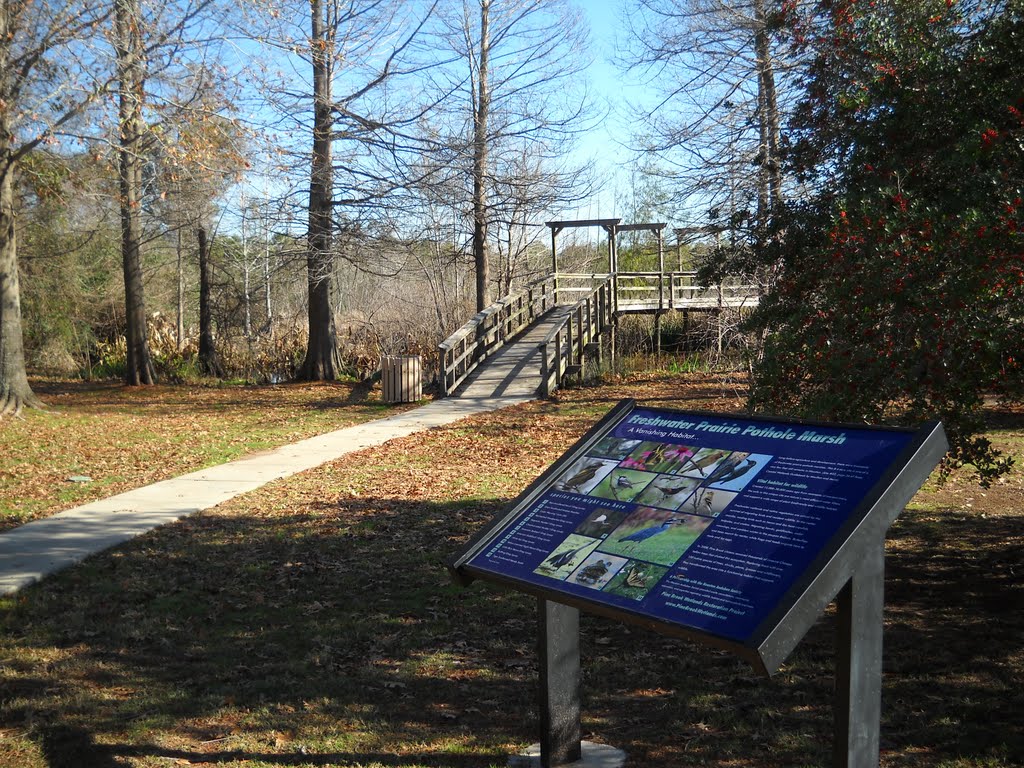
538, 276, 614, 398
438, 275, 557, 396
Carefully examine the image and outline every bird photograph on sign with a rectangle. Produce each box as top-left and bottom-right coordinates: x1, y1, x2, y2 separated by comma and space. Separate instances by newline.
678, 447, 733, 478
573, 507, 629, 539
555, 457, 619, 495
619, 441, 698, 475
704, 453, 772, 493
603, 560, 670, 601
633, 474, 701, 511
587, 436, 643, 461
597, 507, 712, 567
692, 488, 738, 517
568, 552, 628, 590
534, 535, 601, 580
588, 468, 655, 503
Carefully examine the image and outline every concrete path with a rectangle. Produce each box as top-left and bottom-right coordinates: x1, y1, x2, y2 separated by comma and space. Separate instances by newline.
0, 319, 564, 596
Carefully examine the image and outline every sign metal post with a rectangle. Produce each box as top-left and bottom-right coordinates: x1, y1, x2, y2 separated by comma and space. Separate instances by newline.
834, 540, 885, 768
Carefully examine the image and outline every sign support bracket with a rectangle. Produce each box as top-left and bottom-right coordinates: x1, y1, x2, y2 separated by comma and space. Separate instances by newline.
538, 598, 582, 767
834, 539, 885, 768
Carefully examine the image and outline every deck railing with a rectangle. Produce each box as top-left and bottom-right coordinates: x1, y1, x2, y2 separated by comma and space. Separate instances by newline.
438, 274, 557, 396
538, 276, 614, 398
614, 271, 760, 310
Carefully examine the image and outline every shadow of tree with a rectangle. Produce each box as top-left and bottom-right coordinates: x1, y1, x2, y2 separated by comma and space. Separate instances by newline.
2, 489, 1022, 767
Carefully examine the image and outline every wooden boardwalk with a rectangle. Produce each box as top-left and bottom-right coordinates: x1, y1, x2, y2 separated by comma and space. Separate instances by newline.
455, 306, 574, 400
439, 271, 758, 400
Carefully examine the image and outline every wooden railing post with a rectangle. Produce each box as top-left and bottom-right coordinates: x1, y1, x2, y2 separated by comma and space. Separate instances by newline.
717, 282, 725, 356
555, 331, 563, 390
584, 298, 591, 348
576, 305, 584, 365
566, 313, 574, 369
540, 342, 550, 399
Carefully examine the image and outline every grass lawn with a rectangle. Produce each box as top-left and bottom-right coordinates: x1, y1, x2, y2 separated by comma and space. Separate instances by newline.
0, 371, 1021, 767
0, 378, 419, 532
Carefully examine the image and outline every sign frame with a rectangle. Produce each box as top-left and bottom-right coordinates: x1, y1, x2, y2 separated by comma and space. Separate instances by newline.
448, 399, 948, 675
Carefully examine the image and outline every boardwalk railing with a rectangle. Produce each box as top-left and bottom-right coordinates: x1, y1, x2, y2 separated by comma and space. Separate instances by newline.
438, 271, 760, 398
615, 271, 760, 311
438, 275, 557, 396
538, 276, 614, 398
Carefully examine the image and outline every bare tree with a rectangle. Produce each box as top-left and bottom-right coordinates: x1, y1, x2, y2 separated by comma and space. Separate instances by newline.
112, 0, 228, 386
490, 144, 592, 295
425, 0, 594, 312
302, 0, 340, 379
471, 0, 492, 312
0, 0, 116, 414
243, 0, 437, 381
150, 76, 248, 374
114, 0, 157, 385
622, 0, 793, 257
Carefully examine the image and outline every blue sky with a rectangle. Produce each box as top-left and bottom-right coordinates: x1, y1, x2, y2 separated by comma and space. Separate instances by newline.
573, 0, 659, 219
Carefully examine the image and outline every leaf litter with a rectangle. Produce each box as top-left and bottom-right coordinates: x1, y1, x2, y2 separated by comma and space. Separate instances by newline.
0, 371, 1021, 767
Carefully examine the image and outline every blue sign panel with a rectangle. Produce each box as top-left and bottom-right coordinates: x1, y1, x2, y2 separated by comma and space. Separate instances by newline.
463, 406, 915, 644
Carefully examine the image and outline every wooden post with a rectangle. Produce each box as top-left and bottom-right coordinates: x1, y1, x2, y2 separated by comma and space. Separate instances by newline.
551, 227, 559, 304
575, 304, 584, 378
717, 283, 724, 356
555, 331, 563, 389
610, 318, 617, 371
584, 297, 593, 349
657, 227, 665, 312
540, 342, 550, 399
538, 599, 582, 767
834, 541, 886, 768
609, 224, 618, 315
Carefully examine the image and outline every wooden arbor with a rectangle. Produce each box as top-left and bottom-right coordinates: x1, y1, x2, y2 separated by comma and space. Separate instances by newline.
544, 218, 668, 276
545, 218, 672, 353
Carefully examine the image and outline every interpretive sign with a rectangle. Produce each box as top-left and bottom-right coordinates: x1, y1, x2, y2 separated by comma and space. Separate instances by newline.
450, 399, 947, 675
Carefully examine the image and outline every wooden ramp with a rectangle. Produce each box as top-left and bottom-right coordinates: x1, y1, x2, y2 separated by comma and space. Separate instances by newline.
439, 271, 757, 401
455, 306, 573, 400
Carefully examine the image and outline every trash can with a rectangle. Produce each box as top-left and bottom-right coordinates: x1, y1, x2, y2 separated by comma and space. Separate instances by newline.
381, 355, 422, 403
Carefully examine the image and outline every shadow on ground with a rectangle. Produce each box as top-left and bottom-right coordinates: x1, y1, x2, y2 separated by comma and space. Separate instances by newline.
2, 480, 1022, 767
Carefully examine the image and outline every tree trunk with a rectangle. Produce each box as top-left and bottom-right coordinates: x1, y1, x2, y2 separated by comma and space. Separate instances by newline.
116, 0, 156, 386
264, 226, 272, 334
0, 153, 43, 415
0, 5, 43, 415
298, 0, 340, 381
242, 230, 252, 339
176, 229, 185, 350
197, 225, 223, 377
753, 0, 783, 302
753, 0, 783, 220
472, 0, 492, 312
